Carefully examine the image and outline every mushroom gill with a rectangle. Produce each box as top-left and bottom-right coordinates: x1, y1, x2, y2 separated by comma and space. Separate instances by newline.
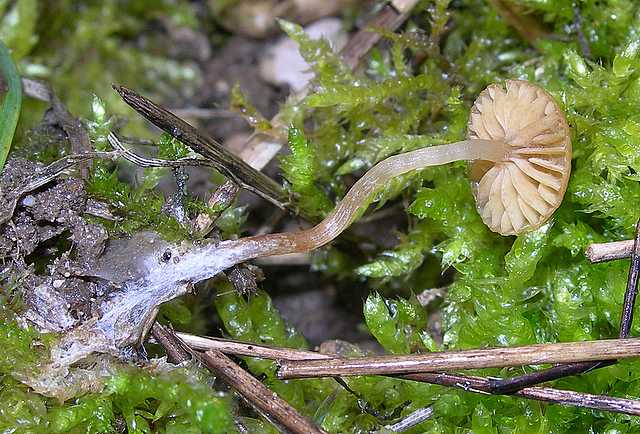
469, 80, 572, 235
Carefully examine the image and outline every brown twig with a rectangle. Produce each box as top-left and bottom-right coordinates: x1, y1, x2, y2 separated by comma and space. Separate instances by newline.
112, 85, 303, 216
403, 372, 640, 416
276, 338, 640, 378
587, 239, 635, 263
176, 332, 640, 416
340, 1, 419, 71
490, 219, 640, 393
201, 350, 327, 434
151, 323, 191, 364
193, 180, 239, 236
176, 332, 329, 360
153, 325, 323, 433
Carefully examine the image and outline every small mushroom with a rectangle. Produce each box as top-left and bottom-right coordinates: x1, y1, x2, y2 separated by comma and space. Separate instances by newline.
468, 80, 571, 235
231, 79, 572, 262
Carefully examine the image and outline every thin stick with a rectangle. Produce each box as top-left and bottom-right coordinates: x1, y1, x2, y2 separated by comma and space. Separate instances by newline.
586, 239, 634, 263
403, 372, 640, 416
108, 133, 214, 168
385, 406, 434, 432
201, 350, 327, 434
490, 219, 640, 393
276, 338, 640, 379
340, 1, 419, 71
177, 332, 640, 417
152, 325, 291, 433
151, 323, 191, 364
176, 333, 328, 360
112, 85, 300, 216
620, 221, 640, 337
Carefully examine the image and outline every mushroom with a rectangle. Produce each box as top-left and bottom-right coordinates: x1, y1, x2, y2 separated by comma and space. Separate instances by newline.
42, 80, 571, 375
225, 79, 572, 263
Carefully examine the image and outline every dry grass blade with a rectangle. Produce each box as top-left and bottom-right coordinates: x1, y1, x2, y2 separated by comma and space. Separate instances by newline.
276, 338, 640, 378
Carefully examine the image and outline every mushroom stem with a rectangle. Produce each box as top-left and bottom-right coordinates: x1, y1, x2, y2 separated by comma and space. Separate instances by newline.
221, 138, 505, 261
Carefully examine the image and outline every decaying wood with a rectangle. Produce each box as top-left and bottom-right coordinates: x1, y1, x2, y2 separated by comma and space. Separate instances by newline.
201, 350, 327, 434
276, 338, 640, 378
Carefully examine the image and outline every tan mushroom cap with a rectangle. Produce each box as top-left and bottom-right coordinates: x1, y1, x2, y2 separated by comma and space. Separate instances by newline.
469, 80, 572, 236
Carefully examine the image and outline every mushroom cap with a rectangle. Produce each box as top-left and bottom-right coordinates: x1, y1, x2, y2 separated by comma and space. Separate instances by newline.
468, 79, 572, 236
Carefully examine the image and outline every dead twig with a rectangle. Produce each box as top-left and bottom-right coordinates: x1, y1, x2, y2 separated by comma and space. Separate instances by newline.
340, 0, 420, 71
201, 350, 327, 434
112, 85, 304, 217
151, 325, 287, 433
107, 133, 213, 169
403, 372, 640, 416
383, 406, 434, 432
176, 332, 640, 417
193, 180, 239, 236
490, 219, 640, 393
151, 323, 191, 364
176, 333, 329, 361
587, 239, 634, 263
276, 338, 640, 378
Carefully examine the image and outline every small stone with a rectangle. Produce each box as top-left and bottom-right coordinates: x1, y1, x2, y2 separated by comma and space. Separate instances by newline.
52, 279, 65, 289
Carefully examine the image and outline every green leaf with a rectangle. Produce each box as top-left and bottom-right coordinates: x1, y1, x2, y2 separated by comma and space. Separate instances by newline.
0, 40, 21, 171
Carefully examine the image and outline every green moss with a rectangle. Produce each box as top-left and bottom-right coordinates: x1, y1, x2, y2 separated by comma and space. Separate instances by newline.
6, 0, 640, 431
280, 126, 333, 217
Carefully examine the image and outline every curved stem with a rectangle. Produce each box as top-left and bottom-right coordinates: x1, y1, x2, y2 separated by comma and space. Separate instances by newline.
223, 139, 504, 261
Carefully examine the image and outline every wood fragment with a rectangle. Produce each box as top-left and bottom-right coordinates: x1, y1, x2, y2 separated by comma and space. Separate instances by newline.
151, 323, 191, 364
403, 372, 640, 416
340, 2, 418, 71
177, 332, 640, 417
112, 85, 303, 216
176, 333, 329, 360
586, 239, 634, 263
201, 350, 327, 434
193, 180, 239, 236
277, 338, 640, 378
